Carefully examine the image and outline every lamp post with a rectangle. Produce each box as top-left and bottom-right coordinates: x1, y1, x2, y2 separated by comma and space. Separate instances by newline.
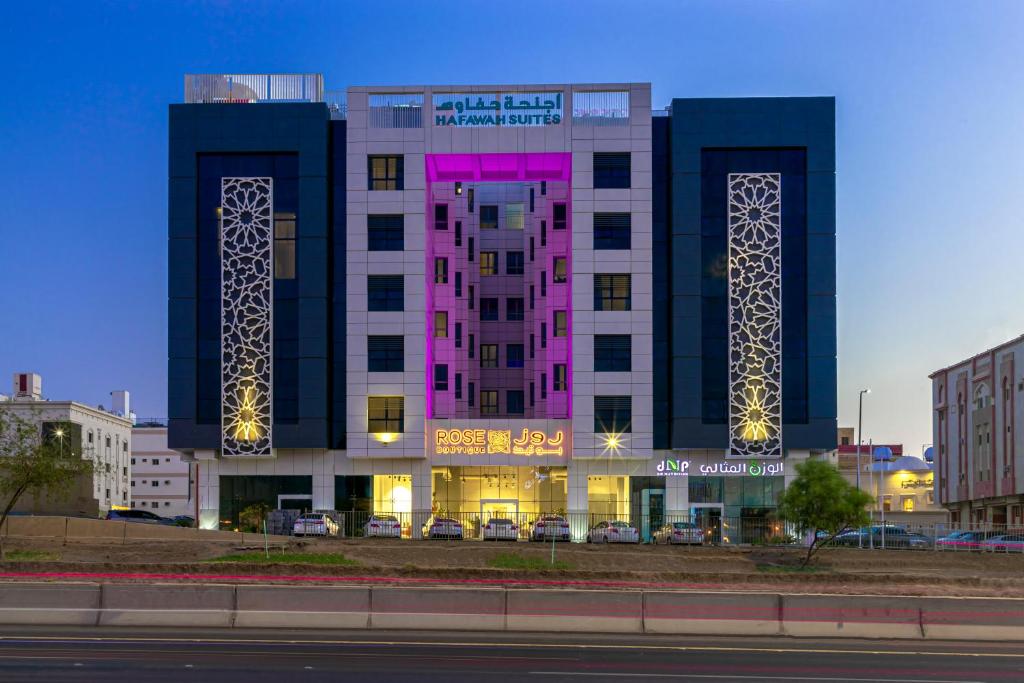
856, 389, 871, 548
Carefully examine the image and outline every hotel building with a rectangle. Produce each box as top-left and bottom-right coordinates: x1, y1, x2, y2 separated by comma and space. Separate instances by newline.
168, 75, 837, 538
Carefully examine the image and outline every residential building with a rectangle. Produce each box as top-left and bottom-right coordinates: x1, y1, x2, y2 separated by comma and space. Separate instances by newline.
168, 75, 837, 539
131, 421, 195, 519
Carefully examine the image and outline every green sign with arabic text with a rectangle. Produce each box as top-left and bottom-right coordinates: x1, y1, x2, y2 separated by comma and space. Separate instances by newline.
433, 92, 563, 127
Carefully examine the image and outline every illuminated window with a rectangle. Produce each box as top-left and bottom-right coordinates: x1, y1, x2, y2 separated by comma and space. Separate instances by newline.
553, 257, 567, 283
480, 344, 498, 368
554, 311, 568, 337
594, 274, 631, 311
901, 496, 915, 512
480, 251, 497, 275
434, 311, 448, 338
368, 396, 404, 433
480, 391, 499, 415
368, 155, 403, 191
434, 257, 448, 284
274, 212, 296, 279
553, 364, 567, 391
506, 203, 524, 230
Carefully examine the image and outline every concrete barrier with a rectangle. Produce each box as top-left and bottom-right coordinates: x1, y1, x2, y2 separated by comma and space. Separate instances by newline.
507, 589, 643, 633
782, 594, 923, 639
644, 591, 781, 636
0, 582, 100, 626
371, 587, 506, 631
124, 523, 198, 542
99, 583, 236, 627
5, 516, 68, 539
920, 597, 1024, 641
64, 517, 125, 543
235, 585, 370, 629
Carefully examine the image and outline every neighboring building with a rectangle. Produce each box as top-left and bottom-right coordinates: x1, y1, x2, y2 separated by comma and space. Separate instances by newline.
931, 334, 1024, 528
1, 373, 133, 516
168, 74, 837, 538
131, 421, 195, 519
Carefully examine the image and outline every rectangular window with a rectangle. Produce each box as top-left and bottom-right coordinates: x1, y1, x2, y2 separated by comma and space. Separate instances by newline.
368, 275, 404, 311
468, 334, 475, 358
455, 322, 462, 348
529, 236, 535, 261
553, 257, 567, 283
530, 334, 535, 358
594, 213, 631, 250
468, 381, 475, 407
552, 203, 567, 230
541, 181, 547, 196
434, 203, 448, 231
594, 395, 632, 433
530, 382, 535, 407
507, 390, 525, 415
541, 271, 547, 297
554, 310, 568, 337
480, 344, 498, 368
455, 271, 462, 297
480, 205, 498, 229
506, 297, 525, 321
368, 155, 404, 191
507, 343, 524, 368
506, 203, 524, 230
529, 188, 535, 212
368, 396, 404, 433
480, 251, 497, 275
593, 152, 630, 189
434, 364, 448, 391
594, 274, 631, 311
455, 220, 462, 246
553, 363, 567, 391
541, 323, 547, 348
455, 373, 462, 399
529, 285, 535, 309
434, 311, 448, 338
468, 285, 475, 309
468, 188, 475, 212
468, 236, 474, 262
274, 212, 296, 279
368, 214, 404, 251
367, 335, 404, 372
480, 297, 499, 321
594, 334, 631, 371
541, 373, 547, 399
480, 391, 499, 415
541, 220, 547, 246
506, 251, 524, 275
434, 257, 448, 284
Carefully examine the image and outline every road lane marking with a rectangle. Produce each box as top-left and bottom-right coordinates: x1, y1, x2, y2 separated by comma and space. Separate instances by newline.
530, 674, 987, 683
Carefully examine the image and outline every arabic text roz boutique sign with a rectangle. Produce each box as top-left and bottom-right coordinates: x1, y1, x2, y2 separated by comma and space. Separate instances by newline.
656, 459, 784, 477
433, 92, 563, 127
435, 428, 565, 456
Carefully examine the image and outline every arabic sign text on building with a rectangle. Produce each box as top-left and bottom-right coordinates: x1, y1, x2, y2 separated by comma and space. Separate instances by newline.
656, 459, 784, 477
900, 477, 934, 489
434, 428, 564, 456
433, 92, 563, 127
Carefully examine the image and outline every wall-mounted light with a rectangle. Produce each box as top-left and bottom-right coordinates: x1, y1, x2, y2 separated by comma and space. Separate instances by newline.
455, 182, 463, 195
232, 386, 262, 442
375, 432, 397, 446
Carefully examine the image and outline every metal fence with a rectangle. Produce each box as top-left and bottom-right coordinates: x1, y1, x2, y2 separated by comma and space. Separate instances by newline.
184, 74, 324, 104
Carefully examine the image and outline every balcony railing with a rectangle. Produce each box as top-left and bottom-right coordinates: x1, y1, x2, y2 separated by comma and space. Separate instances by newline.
184, 74, 324, 104
325, 89, 347, 120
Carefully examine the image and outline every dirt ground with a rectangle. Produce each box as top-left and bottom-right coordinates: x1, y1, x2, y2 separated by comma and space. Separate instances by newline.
2, 536, 1024, 597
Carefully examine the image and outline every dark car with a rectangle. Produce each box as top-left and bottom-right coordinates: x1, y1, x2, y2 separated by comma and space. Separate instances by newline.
105, 509, 169, 525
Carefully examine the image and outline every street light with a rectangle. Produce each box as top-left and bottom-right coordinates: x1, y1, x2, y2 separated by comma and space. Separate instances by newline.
857, 389, 871, 549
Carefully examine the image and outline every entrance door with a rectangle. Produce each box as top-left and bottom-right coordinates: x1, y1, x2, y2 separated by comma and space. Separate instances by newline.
641, 489, 665, 543
690, 504, 724, 544
481, 499, 519, 540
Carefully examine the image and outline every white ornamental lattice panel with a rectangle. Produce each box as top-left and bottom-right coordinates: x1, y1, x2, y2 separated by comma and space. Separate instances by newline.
221, 177, 273, 457
727, 173, 782, 458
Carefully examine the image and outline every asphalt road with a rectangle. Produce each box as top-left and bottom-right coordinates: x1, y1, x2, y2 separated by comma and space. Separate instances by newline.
0, 627, 1022, 682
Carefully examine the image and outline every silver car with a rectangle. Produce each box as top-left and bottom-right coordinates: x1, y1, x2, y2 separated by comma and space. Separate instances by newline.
529, 515, 571, 542
587, 520, 640, 544
422, 516, 464, 540
363, 514, 402, 538
482, 518, 519, 541
293, 513, 339, 537
653, 521, 704, 545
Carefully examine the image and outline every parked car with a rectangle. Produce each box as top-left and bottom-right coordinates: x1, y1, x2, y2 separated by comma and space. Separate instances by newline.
528, 515, 571, 542
422, 516, 464, 540
363, 514, 402, 538
587, 520, 640, 544
980, 534, 1024, 552
105, 509, 170, 525
936, 530, 999, 550
292, 513, 339, 537
653, 521, 704, 545
482, 518, 519, 541
170, 515, 195, 527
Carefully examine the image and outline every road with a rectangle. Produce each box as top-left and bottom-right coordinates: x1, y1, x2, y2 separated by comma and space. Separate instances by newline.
0, 627, 1021, 682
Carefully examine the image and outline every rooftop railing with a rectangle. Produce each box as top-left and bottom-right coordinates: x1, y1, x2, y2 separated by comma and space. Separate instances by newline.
184, 74, 324, 104
325, 89, 348, 120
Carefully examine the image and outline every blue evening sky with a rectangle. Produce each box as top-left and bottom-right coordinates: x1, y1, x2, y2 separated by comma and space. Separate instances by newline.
1, 1, 1021, 454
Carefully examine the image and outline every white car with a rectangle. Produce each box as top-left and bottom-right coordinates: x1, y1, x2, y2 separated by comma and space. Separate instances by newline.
293, 513, 339, 537
363, 514, 402, 538
529, 515, 571, 542
653, 521, 704, 545
587, 520, 640, 544
482, 518, 519, 541
423, 516, 464, 540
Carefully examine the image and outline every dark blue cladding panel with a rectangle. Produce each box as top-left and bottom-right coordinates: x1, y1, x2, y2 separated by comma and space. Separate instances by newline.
652, 116, 671, 449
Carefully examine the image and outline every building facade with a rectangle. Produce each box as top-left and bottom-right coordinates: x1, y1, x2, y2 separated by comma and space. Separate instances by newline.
168, 75, 837, 538
931, 334, 1024, 528
131, 422, 195, 518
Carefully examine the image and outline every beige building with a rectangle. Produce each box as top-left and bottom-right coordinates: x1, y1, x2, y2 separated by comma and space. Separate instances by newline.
131, 422, 194, 519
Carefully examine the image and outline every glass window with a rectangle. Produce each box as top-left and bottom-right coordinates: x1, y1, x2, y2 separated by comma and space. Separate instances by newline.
480, 205, 498, 229
480, 251, 497, 275
506, 297, 525, 321
434, 203, 448, 230
367, 335, 404, 372
368, 396, 404, 433
593, 152, 631, 189
455, 322, 462, 348
368, 155, 404, 191
368, 275, 404, 311
434, 257, 448, 284
594, 395, 631, 433
507, 390, 525, 414
506, 251, 524, 275
480, 344, 498, 368
368, 215, 403, 251
506, 203, 524, 230
594, 334, 631, 371
434, 311, 448, 338
274, 212, 296, 279
507, 344, 524, 368
468, 381, 475, 407
553, 203, 567, 230
553, 257, 567, 283
594, 274, 631, 311
554, 364, 567, 391
434, 364, 448, 391
455, 373, 462, 399
455, 220, 462, 246
480, 391, 499, 415
593, 213, 631, 250
480, 297, 499, 321
554, 311, 568, 337
455, 271, 462, 297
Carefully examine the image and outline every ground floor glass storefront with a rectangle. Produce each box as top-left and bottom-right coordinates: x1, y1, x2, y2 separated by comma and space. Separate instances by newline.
431, 466, 567, 519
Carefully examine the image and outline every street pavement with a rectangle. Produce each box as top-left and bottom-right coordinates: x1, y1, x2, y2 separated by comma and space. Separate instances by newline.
0, 626, 1021, 682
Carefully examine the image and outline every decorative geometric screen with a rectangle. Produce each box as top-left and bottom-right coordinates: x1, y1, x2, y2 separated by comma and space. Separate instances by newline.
221, 177, 273, 457
727, 173, 782, 458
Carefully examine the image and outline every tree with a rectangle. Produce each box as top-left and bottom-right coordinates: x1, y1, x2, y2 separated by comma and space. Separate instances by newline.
0, 408, 94, 558
777, 459, 873, 567
239, 502, 270, 533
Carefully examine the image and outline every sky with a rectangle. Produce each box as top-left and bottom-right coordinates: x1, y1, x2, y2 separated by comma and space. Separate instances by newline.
1, 1, 1022, 455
